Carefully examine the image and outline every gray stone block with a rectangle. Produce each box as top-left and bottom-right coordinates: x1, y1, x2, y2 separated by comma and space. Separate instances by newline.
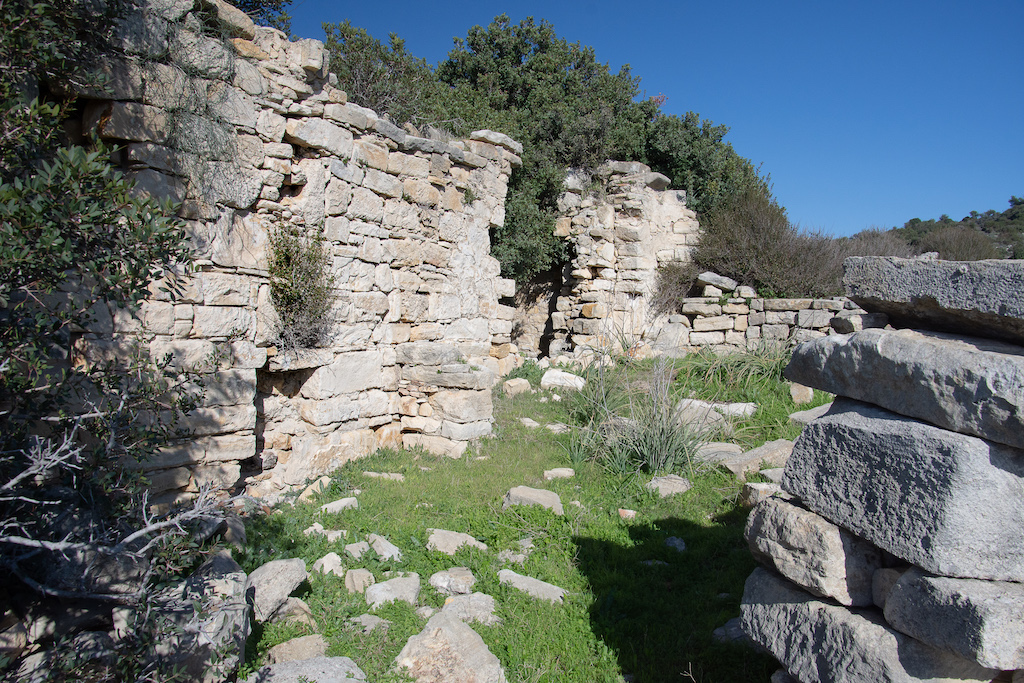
745, 498, 882, 606
782, 398, 1024, 581
740, 568, 997, 683
785, 328, 1024, 449
884, 567, 1024, 669
843, 256, 1024, 345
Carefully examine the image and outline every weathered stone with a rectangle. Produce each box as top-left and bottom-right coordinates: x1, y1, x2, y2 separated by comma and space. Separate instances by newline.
673, 399, 729, 436
247, 558, 307, 623
345, 568, 375, 594
831, 311, 890, 333
540, 369, 585, 391
738, 482, 781, 507
502, 486, 563, 515
312, 552, 345, 578
266, 634, 328, 665
711, 439, 793, 479
543, 467, 575, 480
788, 382, 815, 405
431, 390, 492, 424
883, 567, 1024, 669
429, 567, 477, 595
241, 656, 366, 683
349, 613, 389, 634
503, 377, 531, 396
843, 256, 1024, 345
782, 398, 1024, 581
498, 569, 566, 604
285, 118, 353, 158
646, 474, 692, 497
745, 498, 882, 606
788, 403, 833, 426
368, 533, 402, 560
740, 568, 997, 683
395, 341, 461, 365
785, 328, 1024, 450
396, 611, 507, 683
427, 529, 488, 555
173, 29, 233, 79
320, 497, 358, 514
365, 574, 420, 609
696, 272, 738, 291
441, 592, 501, 626
300, 351, 383, 399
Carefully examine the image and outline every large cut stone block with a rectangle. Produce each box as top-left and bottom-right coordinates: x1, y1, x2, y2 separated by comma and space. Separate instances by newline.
745, 498, 882, 606
884, 567, 1024, 670
740, 568, 997, 683
843, 256, 1024, 345
785, 328, 1024, 449
782, 398, 1024, 581
299, 351, 383, 399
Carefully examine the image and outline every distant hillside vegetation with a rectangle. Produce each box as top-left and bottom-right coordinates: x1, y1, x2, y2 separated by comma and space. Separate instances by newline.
892, 196, 1024, 259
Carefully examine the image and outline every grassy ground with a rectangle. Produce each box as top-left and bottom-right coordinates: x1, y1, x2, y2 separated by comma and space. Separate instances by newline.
236, 349, 831, 683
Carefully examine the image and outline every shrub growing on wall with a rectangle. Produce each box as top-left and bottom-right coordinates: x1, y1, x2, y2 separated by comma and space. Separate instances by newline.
266, 223, 337, 350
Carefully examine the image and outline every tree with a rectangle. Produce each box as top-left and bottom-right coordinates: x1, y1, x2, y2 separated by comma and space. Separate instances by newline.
233, 0, 291, 33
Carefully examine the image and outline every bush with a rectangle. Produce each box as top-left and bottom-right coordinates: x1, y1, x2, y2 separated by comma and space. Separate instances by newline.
918, 225, 1002, 260
266, 223, 337, 350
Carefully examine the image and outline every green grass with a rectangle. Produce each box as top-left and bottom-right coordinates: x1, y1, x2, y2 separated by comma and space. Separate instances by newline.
237, 348, 818, 682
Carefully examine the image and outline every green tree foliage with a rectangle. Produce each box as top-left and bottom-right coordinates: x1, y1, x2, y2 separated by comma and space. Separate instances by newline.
234, 0, 291, 32
267, 223, 336, 350
895, 196, 1023, 258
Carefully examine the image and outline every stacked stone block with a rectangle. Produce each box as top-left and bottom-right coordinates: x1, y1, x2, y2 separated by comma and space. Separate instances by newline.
740, 256, 1024, 682
70, 0, 521, 503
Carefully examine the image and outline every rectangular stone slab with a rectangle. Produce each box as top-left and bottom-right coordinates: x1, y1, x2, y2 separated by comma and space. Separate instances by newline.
784, 328, 1024, 449
740, 568, 996, 683
843, 256, 1024, 345
782, 398, 1024, 581
884, 567, 1024, 670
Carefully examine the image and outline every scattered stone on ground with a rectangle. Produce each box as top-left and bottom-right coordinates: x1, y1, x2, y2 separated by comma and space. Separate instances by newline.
739, 482, 781, 508
429, 567, 477, 595
788, 403, 833, 426
247, 558, 308, 623
442, 592, 501, 626
297, 476, 332, 503
396, 611, 507, 683
673, 399, 729, 435
646, 474, 692, 498
320, 497, 358, 514
745, 498, 882, 607
714, 401, 757, 418
368, 533, 403, 560
544, 467, 575, 480
695, 442, 743, 460
545, 422, 570, 434
759, 468, 785, 484
243, 657, 367, 683
344, 541, 370, 559
503, 378, 531, 396
618, 508, 637, 520
519, 418, 540, 428
365, 574, 420, 609
272, 597, 317, 629
266, 634, 329, 665
540, 369, 586, 391
712, 439, 794, 479
312, 552, 345, 578
502, 485, 564, 515
345, 568, 375, 595
426, 528, 489, 555
348, 613, 390, 634
497, 538, 535, 564
363, 471, 405, 481
497, 569, 566, 604
303, 522, 346, 542
789, 382, 815, 405
665, 537, 687, 553
416, 606, 436, 619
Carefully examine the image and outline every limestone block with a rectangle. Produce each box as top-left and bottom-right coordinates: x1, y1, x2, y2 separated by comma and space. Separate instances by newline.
710, 438, 793, 478
285, 118, 354, 158
427, 531, 488, 556
199, 161, 263, 209
745, 498, 882, 606
431, 390, 492, 424
692, 315, 734, 332
347, 187, 385, 223
191, 462, 241, 489
241, 657, 366, 683
200, 273, 250, 306
354, 139, 389, 171
784, 328, 1024, 450
362, 168, 402, 198
291, 38, 326, 73
762, 324, 791, 340
766, 311, 797, 325
502, 486, 563, 515
440, 420, 492, 440
148, 467, 192, 494
396, 341, 461, 365
540, 369, 585, 391
403, 365, 495, 390
696, 272, 738, 291
681, 302, 721, 316
764, 299, 813, 312
843, 256, 1024, 345
247, 558, 308, 623
470, 129, 523, 155
796, 309, 834, 329
206, 80, 257, 129
153, 434, 255, 470
181, 404, 257, 436
173, 29, 233, 79
396, 611, 507, 683
300, 351, 384, 399
741, 568, 997, 683
689, 331, 725, 345
190, 306, 253, 338
782, 398, 1024, 581
403, 178, 441, 206
831, 311, 889, 333
86, 101, 168, 144
402, 434, 468, 459
497, 569, 566, 603
256, 110, 286, 142
883, 567, 1024, 669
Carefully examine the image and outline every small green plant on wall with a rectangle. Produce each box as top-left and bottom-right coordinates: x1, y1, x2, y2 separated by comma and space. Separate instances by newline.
267, 223, 337, 351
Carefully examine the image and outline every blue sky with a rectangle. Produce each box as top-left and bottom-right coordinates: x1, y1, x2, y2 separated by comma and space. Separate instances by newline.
287, 0, 1023, 237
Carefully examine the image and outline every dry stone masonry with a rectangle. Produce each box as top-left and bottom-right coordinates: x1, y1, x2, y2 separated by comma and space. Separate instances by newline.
740, 256, 1024, 682
72, 0, 523, 503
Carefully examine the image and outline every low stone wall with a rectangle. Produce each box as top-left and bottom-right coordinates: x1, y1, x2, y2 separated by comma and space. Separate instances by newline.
70, 0, 521, 503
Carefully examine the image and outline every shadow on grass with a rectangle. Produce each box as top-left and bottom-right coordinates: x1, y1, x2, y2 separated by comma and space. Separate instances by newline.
573, 507, 777, 683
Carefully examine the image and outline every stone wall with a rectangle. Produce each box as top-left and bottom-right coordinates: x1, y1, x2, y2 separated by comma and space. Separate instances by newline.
513, 164, 875, 358
70, 0, 521, 503
740, 257, 1024, 681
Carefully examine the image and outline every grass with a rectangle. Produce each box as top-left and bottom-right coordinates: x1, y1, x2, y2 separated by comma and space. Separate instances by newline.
236, 347, 824, 682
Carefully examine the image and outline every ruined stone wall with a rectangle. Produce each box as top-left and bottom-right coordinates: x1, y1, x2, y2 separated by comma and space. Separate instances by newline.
71, 0, 521, 504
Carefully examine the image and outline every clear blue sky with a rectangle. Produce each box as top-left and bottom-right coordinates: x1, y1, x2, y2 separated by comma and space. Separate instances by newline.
287, 0, 1023, 237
